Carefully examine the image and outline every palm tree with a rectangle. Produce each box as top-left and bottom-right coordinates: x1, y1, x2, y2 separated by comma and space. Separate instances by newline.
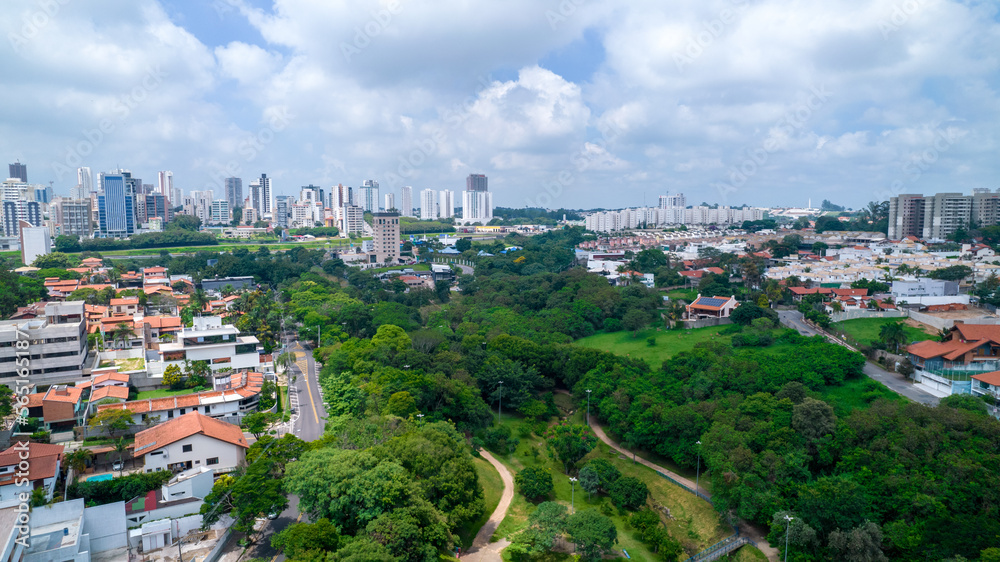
113, 437, 129, 474
113, 322, 136, 349
879, 322, 907, 353
64, 448, 93, 479
191, 288, 210, 311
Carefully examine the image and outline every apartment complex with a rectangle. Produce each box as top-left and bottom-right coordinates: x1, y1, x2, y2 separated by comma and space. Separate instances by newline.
372, 211, 401, 264
0, 301, 89, 386
585, 203, 765, 232
889, 190, 1000, 240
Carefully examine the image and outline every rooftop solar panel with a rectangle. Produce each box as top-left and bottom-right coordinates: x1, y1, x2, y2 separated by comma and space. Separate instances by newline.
694, 297, 728, 307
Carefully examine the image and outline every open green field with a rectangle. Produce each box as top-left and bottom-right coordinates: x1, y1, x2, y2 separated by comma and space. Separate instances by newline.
818, 376, 907, 416
665, 288, 698, 302
456, 456, 505, 549
831, 317, 933, 347
575, 326, 734, 367
135, 387, 206, 400
489, 408, 750, 562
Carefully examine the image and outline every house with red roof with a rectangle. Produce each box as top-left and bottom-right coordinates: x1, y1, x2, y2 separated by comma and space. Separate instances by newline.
0, 442, 64, 508
907, 323, 1000, 372
134, 412, 248, 475
971, 371, 1000, 407
40, 384, 88, 430
686, 294, 739, 319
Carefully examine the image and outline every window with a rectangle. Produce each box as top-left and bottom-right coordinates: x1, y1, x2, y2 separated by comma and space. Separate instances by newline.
182, 444, 193, 453
206, 457, 219, 466
204, 406, 210, 413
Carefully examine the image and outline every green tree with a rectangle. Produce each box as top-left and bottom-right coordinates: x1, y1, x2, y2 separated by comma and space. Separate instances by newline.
113, 437, 129, 474
791, 398, 836, 444
547, 423, 597, 474
276, 351, 297, 374
515, 466, 554, 501
386, 391, 417, 417
163, 364, 184, 388
730, 302, 767, 326
365, 502, 452, 562
828, 520, 888, 562
201, 457, 288, 540
371, 324, 413, 353
878, 322, 907, 353
242, 411, 274, 440
578, 464, 601, 497
271, 518, 341, 559
64, 448, 93, 477
608, 476, 648, 511
112, 322, 136, 350
90, 408, 134, 438
333, 537, 399, 562
514, 501, 568, 555
582, 459, 620, 491
622, 308, 651, 337
284, 449, 417, 534
928, 265, 973, 282
455, 237, 472, 252
0, 385, 14, 417
475, 356, 543, 412
565, 509, 617, 561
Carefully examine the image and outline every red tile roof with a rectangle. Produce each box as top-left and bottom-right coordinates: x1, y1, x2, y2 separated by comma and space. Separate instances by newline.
92, 386, 129, 401
134, 412, 248, 455
94, 371, 130, 385
972, 371, 1000, 386
907, 339, 987, 361
0, 443, 63, 487
44, 385, 84, 404
831, 288, 868, 297
952, 324, 1000, 345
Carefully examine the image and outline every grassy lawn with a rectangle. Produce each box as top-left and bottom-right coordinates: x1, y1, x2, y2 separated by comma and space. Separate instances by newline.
456, 456, 505, 549
489, 410, 734, 561
830, 317, 932, 347
136, 387, 205, 400
665, 288, 698, 302
99, 357, 145, 371
575, 326, 734, 367
277, 385, 287, 414
818, 376, 907, 417
368, 263, 431, 274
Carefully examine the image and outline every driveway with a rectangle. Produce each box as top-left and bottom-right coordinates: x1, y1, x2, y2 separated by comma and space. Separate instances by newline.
777, 310, 940, 406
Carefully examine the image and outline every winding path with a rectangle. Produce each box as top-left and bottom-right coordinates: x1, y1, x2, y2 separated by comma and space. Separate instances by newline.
462, 450, 514, 561
586, 420, 780, 561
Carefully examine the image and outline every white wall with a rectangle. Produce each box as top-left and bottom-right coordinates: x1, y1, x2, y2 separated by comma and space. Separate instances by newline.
142, 433, 244, 474
83, 501, 127, 554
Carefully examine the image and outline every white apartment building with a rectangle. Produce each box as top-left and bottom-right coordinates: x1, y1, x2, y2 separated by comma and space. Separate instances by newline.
209, 199, 229, 224
0, 301, 89, 386
151, 316, 259, 378
439, 190, 454, 219
385, 193, 395, 211
342, 204, 365, 235
420, 189, 437, 220
461, 190, 493, 225
20, 222, 51, 265
401, 186, 413, 216
584, 205, 765, 232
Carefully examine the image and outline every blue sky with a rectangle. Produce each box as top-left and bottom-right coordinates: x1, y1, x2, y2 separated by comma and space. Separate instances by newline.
1, 0, 998, 209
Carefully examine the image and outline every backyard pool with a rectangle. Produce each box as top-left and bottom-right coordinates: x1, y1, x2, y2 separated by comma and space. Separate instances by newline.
87, 473, 113, 482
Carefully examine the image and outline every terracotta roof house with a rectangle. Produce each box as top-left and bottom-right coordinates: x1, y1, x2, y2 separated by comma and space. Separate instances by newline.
97, 371, 265, 423
971, 371, 1000, 406
0, 443, 64, 508
134, 412, 248, 475
40, 385, 88, 429
907, 323, 1000, 372
686, 294, 739, 319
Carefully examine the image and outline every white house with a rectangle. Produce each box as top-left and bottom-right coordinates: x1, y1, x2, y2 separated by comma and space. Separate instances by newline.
95, 371, 265, 424
686, 295, 740, 319
150, 316, 260, 379
0, 443, 63, 508
134, 412, 248, 475
125, 466, 215, 527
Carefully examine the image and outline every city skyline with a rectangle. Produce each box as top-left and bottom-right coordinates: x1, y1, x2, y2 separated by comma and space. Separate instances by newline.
1, 1, 996, 209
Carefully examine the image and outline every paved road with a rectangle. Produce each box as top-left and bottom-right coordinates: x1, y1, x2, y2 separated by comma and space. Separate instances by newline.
462, 451, 513, 562
777, 310, 941, 406
587, 421, 780, 561
287, 340, 328, 442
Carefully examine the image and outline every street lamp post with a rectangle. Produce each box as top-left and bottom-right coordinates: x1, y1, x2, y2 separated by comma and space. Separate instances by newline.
569, 477, 578, 513
783, 515, 794, 562
417, 413, 424, 424
695, 440, 702, 497
586, 389, 591, 425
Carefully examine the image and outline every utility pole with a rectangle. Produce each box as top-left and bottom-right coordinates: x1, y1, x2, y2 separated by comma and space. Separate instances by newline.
695, 440, 702, 497
570, 477, 577, 513
783, 515, 794, 562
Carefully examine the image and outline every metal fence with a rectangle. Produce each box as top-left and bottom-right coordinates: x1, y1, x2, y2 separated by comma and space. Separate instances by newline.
684, 536, 757, 562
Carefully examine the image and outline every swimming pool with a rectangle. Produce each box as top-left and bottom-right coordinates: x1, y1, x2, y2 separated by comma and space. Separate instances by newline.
88, 473, 113, 482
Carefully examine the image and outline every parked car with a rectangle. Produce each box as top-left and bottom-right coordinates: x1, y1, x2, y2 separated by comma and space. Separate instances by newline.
112, 460, 123, 472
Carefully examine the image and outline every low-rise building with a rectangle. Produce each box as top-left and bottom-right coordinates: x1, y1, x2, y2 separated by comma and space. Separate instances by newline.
0, 442, 64, 508
686, 295, 739, 319
151, 316, 260, 378
96, 371, 264, 423
134, 412, 248, 475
